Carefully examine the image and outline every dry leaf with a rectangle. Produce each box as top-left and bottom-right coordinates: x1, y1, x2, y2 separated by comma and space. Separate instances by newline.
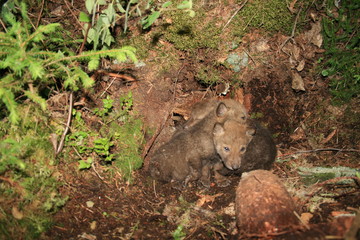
292, 45, 301, 61
291, 72, 305, 91
305, 21, 323, 48
290, 126, 305, 140
300, 212, 313, 225
288, 0, 298, 14
296, 59, 306, 72
196, 193, 223, 207
12, 206, 23, 220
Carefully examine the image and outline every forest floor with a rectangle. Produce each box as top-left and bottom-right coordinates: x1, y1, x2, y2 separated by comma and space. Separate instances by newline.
20, 0, 360, 239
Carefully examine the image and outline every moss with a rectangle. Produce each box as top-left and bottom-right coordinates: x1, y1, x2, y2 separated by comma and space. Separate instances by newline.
162, 10, 221, 50
110, 117, 145, 182
0, 103, 65, 239
230, 0, 293, 37
195, 65, 222, 85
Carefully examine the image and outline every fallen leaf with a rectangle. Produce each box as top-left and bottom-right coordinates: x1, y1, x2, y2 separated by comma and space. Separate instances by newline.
12, 206, 23, 220
305, 21, 323, 48
288, 0, 298, 14
86, 201, 94, 208
290, 126, 305, 140
296, 59, 306, 72
90, 221, 97, 230
291, 72, 305, 91
300, 212, 313, 225
196, 193, 223, 207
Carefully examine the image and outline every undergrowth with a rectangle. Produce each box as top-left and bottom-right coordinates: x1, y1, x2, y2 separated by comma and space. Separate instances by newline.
0, 1, 139, 238
0, 104, 67, 239
321, 0, 360, 103
68, 92, 145, 182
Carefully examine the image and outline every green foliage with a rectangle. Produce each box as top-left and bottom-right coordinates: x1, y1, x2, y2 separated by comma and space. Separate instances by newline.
0, 104, 67, 239
172, 224, 186, 240
94, 96, 114, 117
67, 92, 145, 181
80, 0, 194, 49
321, 0, 360, 103
0, 3, 137, 125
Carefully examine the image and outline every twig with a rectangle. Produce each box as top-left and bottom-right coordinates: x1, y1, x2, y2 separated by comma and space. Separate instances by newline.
79, 23, 90, 54
56, 91, 74, 155
278, 7, 302, 53
306, 176, 360, 199
243, 49, 256, 66
277, 148, 360, 158
91, 162, 104, 180
153, 180, 158, 198
35, 0, 45, 28
98, 77, 117, 98
293, 211, 310, 230
222, 0, 249, 31
0, 18, 6, 32
62, 0, 82, 28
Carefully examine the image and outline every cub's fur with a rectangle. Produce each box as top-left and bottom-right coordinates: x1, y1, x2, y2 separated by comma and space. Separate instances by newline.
184, 99, 247, 129
215, 120, 277, 185
149, 100, 248, 188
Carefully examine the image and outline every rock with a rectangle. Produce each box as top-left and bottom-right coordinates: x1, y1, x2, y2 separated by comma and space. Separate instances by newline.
235, 170, 300, 235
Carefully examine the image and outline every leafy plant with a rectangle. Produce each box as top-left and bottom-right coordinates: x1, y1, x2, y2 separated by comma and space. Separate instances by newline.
67, 92, 145, 181
79, 0, 194, 49
321, 0, 360, 103
0, 2, 137, 125
94, 95, 114, 117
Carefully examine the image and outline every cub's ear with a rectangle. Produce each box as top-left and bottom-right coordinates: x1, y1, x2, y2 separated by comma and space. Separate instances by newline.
216, 102, 229, 117
213, 123, 225, 136
246, 127, 256, 136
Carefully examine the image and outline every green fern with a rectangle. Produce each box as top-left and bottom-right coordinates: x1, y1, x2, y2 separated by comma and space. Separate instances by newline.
0, 3, 137, 124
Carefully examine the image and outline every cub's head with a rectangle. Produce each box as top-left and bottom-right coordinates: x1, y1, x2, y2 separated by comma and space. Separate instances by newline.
216, 100, 247, 123
213, 120, 255, 170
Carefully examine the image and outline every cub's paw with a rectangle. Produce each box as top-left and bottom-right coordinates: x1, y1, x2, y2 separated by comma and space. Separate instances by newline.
216, 179, 231, 187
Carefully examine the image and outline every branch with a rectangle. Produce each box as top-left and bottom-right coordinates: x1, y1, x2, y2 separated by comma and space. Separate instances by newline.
56, 91, 74, 155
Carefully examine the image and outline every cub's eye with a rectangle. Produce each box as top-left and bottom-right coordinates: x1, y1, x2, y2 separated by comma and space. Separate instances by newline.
241, 116, 246, 120
224, 147, 230, 152
240, 147, 246, 152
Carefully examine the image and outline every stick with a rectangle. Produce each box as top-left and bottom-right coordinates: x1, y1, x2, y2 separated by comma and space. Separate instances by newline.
56, 91, 74, 155
278, 7, 302, 53
277, 148, 360, 158
222, 0, 249, 31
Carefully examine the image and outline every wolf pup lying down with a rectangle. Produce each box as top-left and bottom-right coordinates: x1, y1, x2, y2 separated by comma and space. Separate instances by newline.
149, 99, 249, 188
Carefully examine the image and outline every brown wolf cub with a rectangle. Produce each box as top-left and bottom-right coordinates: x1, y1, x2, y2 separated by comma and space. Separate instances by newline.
149, 100, 248, 188
213, 120, 277, 186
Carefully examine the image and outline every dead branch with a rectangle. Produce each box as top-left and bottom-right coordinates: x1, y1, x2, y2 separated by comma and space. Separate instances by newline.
306, 176, 360, 199
222, 0, 249, 31
277, 148, 360, 158
278, 7, 302, 53
56, 91, 74, 155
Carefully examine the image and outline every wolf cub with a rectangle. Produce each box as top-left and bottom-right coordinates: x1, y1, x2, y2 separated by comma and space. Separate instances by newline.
149, 100, 248, 188
214, 120, 277, 186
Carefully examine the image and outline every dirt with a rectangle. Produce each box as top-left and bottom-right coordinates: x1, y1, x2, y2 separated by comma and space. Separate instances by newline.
23, 1, 360, 239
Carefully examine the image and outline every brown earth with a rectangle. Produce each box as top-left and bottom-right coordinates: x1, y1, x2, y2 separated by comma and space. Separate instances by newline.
24, 1, 360, 239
